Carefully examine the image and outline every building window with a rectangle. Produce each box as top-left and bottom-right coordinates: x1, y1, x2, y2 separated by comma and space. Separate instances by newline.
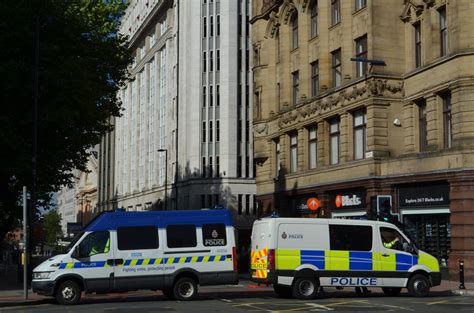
442, 92, 452, 149
292, 71, 299, 105
209, 85, 213, 106
210, 16, 214, 37
330, 118, 340, 165
291, 14, 298, 49
217, 15, 220, 36
275, 29, 280, 63
216, 120, 220, 142
414, 22, 422, 68
203, 51, 207, 72
310, 1, 318, 38
439, 7, 447, 56
355, 0, 366, 11
216, 85, 220, 106
332, 49, 342, 87
216, 156, 220, 176
209, 121, 213, 142
355, 35, 368, 77
308, 125, 317, 169
275, 139, 281, 176
290, 133, 298, 173
203, 17, 207, 37
210, 51, 214, 71
202, 121, 206, 142
311, 61, 319, 97
202, 157, 206, 177
353, 109, 367, 160
202, 86, 206, 107
238, 194, 242, 215
331, 0, 341, 26
418, 100, 427, 151
216, 50, 220, 71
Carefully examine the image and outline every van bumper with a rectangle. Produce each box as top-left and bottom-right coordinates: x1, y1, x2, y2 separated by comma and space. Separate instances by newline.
430, 272, 442, 287
250, 270, 277, 285
32, 280, 55, 296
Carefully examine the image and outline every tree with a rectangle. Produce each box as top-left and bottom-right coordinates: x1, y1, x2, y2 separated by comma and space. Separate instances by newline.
0, 0, 131, 241
43, 210, 63, 248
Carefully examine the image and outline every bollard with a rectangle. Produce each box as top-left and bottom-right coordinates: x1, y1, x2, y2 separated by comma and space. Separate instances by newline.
459, 260, 466, 290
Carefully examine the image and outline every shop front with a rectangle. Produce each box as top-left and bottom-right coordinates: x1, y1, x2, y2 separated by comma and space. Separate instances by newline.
397, 183, 451, 270
328, 189, 367, 220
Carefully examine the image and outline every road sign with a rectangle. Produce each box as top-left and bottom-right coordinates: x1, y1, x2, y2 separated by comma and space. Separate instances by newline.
306, 198, 320, 211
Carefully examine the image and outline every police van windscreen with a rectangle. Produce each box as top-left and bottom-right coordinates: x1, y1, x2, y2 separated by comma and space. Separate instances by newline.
65, 231, 84, 253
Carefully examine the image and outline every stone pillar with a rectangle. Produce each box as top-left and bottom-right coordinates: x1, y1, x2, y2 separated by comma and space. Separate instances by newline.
297, 127, 306, 171
452, 84, 474, 148
449, 175, 474, 281
403, 101, 415, 153
317, 121, 327, 166
426, 94, 441, 150
340, 112, 349, 162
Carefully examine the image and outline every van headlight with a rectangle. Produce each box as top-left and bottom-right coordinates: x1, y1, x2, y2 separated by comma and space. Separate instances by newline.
33, 272, 52, 280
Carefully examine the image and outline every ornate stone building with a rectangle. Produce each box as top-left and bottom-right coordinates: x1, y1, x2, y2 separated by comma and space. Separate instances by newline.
251, 0, 474, 280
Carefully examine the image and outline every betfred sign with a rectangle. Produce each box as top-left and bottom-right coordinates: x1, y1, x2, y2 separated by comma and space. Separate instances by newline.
330, 190, 366, 210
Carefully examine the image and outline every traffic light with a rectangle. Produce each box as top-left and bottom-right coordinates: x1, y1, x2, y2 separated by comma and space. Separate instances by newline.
377, 195, 392, 222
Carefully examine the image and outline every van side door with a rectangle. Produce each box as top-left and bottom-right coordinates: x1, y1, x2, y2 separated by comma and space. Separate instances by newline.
113, 226, 162, 291
378, 226, 416, 287
69, 231, 115, 293
325, 224, 376, 288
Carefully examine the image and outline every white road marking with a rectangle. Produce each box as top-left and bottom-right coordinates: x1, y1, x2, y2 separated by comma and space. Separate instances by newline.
305, 302, 335, 311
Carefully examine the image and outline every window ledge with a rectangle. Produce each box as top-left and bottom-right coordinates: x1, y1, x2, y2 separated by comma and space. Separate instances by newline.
329, 22, 341, 30
352, 6, 367, 16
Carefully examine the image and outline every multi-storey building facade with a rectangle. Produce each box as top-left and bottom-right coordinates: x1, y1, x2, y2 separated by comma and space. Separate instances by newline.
251, 0, 474, 280
102, 0, 257, 241
112, 0, 178, 212
178, 0, 256, 233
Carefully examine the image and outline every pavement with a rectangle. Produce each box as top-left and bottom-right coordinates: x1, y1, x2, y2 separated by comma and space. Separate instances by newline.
0, 277, 473, 308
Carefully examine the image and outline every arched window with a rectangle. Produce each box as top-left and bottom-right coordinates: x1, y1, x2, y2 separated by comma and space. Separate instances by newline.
292, 14, 298, 49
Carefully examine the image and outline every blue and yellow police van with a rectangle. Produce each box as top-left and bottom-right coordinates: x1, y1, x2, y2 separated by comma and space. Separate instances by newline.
250, 217, 441, 299
32, 209, 238, 304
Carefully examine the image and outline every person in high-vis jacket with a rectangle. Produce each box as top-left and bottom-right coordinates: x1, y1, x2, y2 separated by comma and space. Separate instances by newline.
383, 235, 400, 249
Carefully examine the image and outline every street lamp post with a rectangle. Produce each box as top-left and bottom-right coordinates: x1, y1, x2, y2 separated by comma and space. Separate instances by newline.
157, 149, 168, 210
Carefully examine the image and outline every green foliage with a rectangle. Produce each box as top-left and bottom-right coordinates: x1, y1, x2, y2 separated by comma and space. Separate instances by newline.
43, 210, 63, 247
0, 0, 131, 239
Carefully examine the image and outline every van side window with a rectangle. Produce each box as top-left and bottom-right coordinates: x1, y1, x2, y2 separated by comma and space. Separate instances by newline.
166, 225, 197, 248
329, 225, 372, 251
117, 226, 159, 250
78, 231, 110, 257
202, 224, 227, 246
380, 227, 407, 252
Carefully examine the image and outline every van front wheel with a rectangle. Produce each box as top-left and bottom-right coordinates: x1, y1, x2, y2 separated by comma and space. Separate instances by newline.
292, 278, 319, 300
173, 277, 198, 301
407, 274, 430, 297
55, 280, 81, 305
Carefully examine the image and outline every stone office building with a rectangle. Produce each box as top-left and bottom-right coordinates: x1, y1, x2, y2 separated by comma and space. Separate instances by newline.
251, 0, 474, 280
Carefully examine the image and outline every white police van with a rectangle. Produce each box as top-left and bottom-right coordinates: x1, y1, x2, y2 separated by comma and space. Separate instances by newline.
32, 209, 238, 304
250, 217, 441, 299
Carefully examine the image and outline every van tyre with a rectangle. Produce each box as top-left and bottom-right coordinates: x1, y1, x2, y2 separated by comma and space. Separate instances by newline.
162, 288, 175, 299
173, 277, 198, 301
292, 278, 319, 300
55, 280, 81, 305
407, 274, 430, 297
273, 284, 293, 298
382, 287, 402, 296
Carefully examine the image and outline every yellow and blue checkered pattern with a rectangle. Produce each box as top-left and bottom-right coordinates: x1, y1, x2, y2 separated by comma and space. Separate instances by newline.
58, 255, 231, 269
275, 249, 439, 272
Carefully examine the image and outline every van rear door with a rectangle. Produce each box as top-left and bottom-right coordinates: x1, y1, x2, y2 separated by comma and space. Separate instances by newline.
250, 220, 270, 279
